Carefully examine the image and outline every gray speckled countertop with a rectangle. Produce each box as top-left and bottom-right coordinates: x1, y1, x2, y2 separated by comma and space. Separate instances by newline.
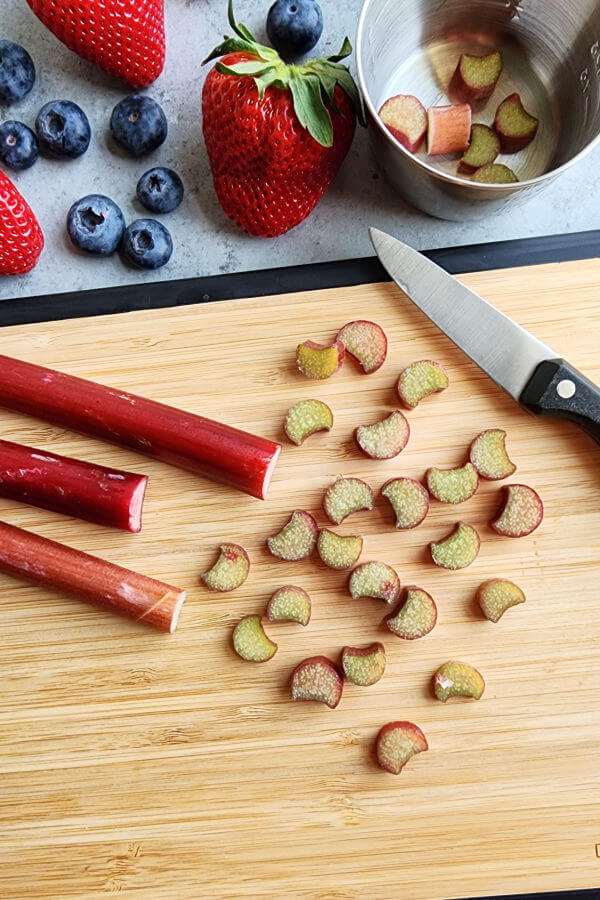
1, 0, 599, 302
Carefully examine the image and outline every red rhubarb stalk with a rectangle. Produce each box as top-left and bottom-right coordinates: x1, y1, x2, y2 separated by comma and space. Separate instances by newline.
0, 439, 147, 531
0, 354, 281, 499
0, 520, 185, 631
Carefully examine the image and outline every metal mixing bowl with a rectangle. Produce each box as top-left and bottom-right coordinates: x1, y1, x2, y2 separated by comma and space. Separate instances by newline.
356, 0, 600, 220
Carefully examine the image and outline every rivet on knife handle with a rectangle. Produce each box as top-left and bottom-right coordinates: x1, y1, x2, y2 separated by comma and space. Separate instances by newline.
520, 359, 600, 445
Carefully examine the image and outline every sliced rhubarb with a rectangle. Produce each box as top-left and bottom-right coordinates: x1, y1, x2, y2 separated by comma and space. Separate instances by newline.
490, 484, 543, 537
430, 522, 480, 569
378, 94, 427, 153
469, 428, 516, 480
341, 642, 386, 686
397, 360, 448, 409
376, 721, 428, 774
284, 399, 333, 445
459, 124, 500, 174
472, 163, 518, 183
266, 585, 311, 626
233, 615, 277, 662
0, 438, 147, 531
426, 462, 479, 504
323, 476, 374, 525
348, 561, 400, 605
451, 50, 503, 102
267, 510, 318, 560
296, 339, 345, 379
433, 660, 485, 701
290, 656, 343, 708
477, 578, 525, 622
494, 93, 538, 153
386, 586, 437, 639
0, 520, 185, 631
427, 104, 471, 155
202, 543, 249, 592
317, 528, 362, 570
381, 477, 429, 529
0, 354, 280, 500
355, 410, 409, 459
336, 320, 388, 373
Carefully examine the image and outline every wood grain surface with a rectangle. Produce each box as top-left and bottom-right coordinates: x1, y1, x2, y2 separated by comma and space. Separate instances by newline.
1, 259, 599, 900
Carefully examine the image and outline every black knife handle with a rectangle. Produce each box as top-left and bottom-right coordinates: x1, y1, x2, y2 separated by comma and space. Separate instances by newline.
520, 359, 600, 445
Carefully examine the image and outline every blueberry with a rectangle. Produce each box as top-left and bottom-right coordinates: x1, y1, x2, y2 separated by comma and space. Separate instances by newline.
0, 121, 38, 170
110, 94, 167, 157
136, 167, 183, 214
122, 219, 172, 269
0, 41, 35, 105
267, 0, 323, 59
36, 100, 91, 159
67, 195, 125, 255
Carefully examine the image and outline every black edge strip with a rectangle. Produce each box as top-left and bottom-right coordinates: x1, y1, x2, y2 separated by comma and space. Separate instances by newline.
0, 230, 598, 328
454, 891, 599, 900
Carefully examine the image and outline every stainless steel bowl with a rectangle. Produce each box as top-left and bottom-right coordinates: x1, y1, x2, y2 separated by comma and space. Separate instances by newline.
356, 0, 600, 220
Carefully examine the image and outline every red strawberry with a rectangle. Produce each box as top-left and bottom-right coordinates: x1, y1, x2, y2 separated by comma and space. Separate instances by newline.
0, 171, 44, 276
202, 5, 363, 237
25, 0, 165, 89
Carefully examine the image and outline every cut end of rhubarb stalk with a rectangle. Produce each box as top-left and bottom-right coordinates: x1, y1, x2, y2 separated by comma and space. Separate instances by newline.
267, 585, 311, 626
397, 360, 449, 409
472, 163, 518, 184
433, 660, 485, 702
324, 476, 374, 525
426, 462, 479, 504
386, 586, 437, 639
202, 543, 250, 592
427, 104, 471, 155
290, 656, 343, 708
348, 561, 401, 605
478, 578, 525, 622
494, 93, 538, 153
317, 528, 363, 570
336, 320, 388, 373
379, 94, 427, 154
381, 477, 429, 529
430, 522, 480, 570
233, 615, 277, 662
459, 123, 500, 174
267, 510, 318, 560
342, 642, 386, 686
490, 484, 543, 537
469, 428, 516, 480
355, 410, 410, 459
284, 399, 333, 446
451, 50, 503, 102
376, 721, 428, 775
296, 339, 345, 380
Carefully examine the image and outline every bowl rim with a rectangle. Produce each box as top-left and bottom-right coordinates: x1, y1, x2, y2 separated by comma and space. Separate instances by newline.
355, 0, 600, 191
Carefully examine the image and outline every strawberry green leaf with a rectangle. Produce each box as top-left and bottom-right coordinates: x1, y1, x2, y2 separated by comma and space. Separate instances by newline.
289, 72, 334, 147
327, 37, 353, 63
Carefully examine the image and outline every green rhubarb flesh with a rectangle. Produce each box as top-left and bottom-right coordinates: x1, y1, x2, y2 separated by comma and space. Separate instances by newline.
397, 360, 448, 409
317, 528, 362, 569
472, 163, 518, 184
348, 561, 400, 604
342, 642, 386, 686
430, 522, 480, 569
336, 320, 387, 373
469, 428, 516, 480
433, 660, 485, 701
267, 585, 311, 625
267, 510, 317, 560
477, 578, 525, 622
233, 615, 277, 662
381, 477, 429, 529
460, 124, 500, 172
355, 410, 409, 459
202, 543, 250, 592
386, 587, 437, 639
323, 476, 374, 525
426, 462, 479, 504
284, 399, 333, 445
455, 51, 502, 99
296, 340, 345, 379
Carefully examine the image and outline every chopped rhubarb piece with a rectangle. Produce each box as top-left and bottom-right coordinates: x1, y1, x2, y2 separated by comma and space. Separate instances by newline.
378, 94, 427, 153
202, 543, 250, 592
433, 661, 485, 702
266, 585, 311, 626
397, 360, 448, 409
472, 163, 518, 183
317, 528, 362, 570
494, 93, 538, 153
355, 410, 409, 459
477, 578, 525, 622
459, 123, 500, 173
430, 522, 480, 569
490, 484, 543, 537
233, 615, 277, 662
427, 104, 471, 155
348, 561, 401, 605
290, 655, 343, 708
284, 399, 333, 445
336, 320, 388, 373
296, 339, 345, 380
376, 721, 428, 775
342, 642, 386, 686
323, 476, 374, 525
386, 586, 437, 639
469, 428, 516, 480
0, 438, 147, 531
0, 520, 185, 632
426, 461, 479, 504
267, 510, 318, 560
0, 354, 280, 500
381, 477, 429, 529
451, 50, 503, 102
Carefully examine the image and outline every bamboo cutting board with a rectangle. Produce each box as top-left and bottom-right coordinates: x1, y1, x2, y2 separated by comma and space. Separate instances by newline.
1, 258, 600, 900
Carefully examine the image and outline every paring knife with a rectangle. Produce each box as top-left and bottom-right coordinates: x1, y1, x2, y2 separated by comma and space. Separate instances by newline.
369, 228, 600, 445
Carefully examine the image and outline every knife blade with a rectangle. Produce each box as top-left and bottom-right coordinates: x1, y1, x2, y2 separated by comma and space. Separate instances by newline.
369, 227, 600, 445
